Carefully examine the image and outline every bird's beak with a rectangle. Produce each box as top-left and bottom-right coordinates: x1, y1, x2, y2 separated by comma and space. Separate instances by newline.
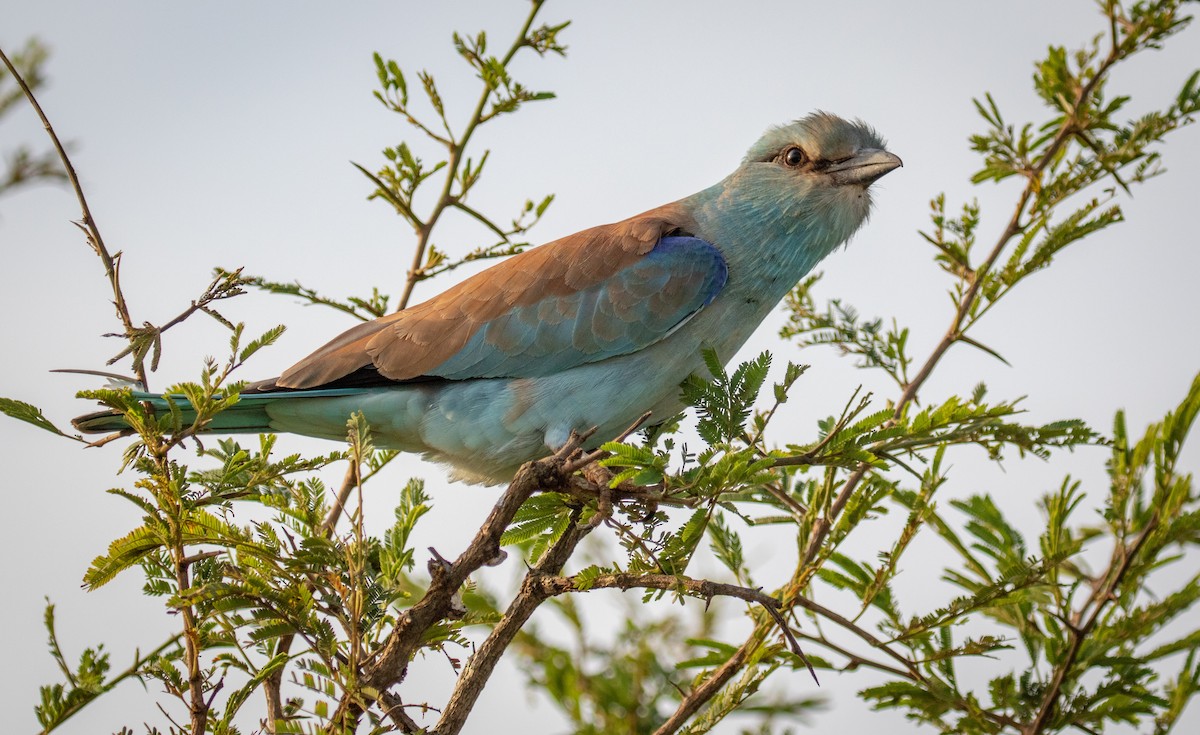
827, 149, 903, 187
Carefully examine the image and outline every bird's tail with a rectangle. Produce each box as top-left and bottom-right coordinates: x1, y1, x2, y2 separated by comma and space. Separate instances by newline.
71, 387, 366, 436
72, 391, 274, 435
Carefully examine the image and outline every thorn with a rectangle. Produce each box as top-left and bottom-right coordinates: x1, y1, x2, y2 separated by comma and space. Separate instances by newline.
50, 367, 141, 383
427, 547, 452, 571
958, 334, 1011, 366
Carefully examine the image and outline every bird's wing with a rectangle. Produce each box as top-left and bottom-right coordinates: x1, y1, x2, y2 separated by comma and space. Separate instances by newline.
276, 204, 728, 389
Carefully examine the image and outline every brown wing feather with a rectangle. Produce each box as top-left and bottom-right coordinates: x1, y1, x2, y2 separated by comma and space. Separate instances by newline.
276, 203, 695, 389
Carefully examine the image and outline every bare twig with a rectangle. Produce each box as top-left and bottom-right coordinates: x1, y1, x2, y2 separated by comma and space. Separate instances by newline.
772, 387, 869, 469
791, 630, 910, 679
789, 593, 917, 676
378, 689, 428, 733
179, 550, 222, 567
759, 477, 809, 519
322, 462, 361, 535
83, 430, 134, 448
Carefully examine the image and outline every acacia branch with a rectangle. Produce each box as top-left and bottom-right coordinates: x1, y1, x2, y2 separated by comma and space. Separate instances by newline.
789, 593, 918, 675
0, 45, 147, 389
1023, 511, 1160, 734
799, 17, 1127, 571
791, 630, 910, 679
450, 199, 514, 242
786, 601, 1022, 731
396, 0, 547, 310
378, 689, 427, 733
652, 634, 757, 735
652, 11, 1144, 733
322, 461, 362, 534
555, 474, 693, 509
168, 506, 211, 732
37, 633, 182, 735
538, 572, 780, 610
262, 461, 362, 730
539, 571, 813, 676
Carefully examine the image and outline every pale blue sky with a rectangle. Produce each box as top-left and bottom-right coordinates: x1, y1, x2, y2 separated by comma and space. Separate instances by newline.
2, 1, 1199, 732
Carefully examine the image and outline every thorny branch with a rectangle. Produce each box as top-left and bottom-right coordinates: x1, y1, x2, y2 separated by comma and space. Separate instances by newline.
534, 572, 815, 681
328, 412, 673, 732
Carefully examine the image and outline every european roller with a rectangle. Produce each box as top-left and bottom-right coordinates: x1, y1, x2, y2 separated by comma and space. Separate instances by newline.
75, 113, 901, 484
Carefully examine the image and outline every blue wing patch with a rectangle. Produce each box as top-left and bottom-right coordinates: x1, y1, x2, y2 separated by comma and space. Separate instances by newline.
431, 236, 727, 379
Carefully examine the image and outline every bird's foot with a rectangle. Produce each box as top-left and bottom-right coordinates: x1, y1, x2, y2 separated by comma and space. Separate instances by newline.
581, 464, 617, 528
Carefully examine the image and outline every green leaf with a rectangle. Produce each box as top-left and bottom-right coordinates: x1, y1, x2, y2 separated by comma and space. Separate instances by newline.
707, 514, 746, 580
682, 349, 772, 444
0, 396, 72, 437
573, 565, 607, 591
84, 526, 166, 590
501, 493, 572, 547
237, 324, 286, 363
659, 508, 709, 575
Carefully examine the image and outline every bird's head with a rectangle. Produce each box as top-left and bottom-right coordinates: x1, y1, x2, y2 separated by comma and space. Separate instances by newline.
706, 112, 901, 271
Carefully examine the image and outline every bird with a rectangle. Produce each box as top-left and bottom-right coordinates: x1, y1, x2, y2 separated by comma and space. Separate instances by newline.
74, 112, 901, 484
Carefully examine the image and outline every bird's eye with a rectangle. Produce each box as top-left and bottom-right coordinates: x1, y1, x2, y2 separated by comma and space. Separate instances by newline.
781, 146, 807, 168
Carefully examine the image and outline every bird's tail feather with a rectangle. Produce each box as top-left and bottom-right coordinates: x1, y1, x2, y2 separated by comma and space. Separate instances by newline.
72, 387, 367, 435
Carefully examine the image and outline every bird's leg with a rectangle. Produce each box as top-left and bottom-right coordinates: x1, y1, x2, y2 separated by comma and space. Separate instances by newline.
560, 411, 656, 526
580, 462, 615, 488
